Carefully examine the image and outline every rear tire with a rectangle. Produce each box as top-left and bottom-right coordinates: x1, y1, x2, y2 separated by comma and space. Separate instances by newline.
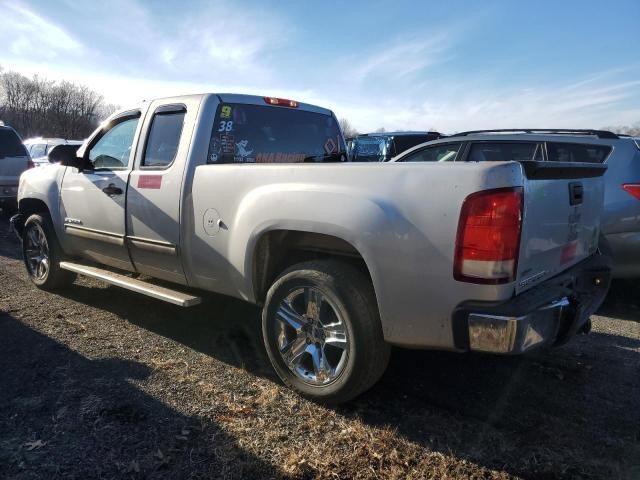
22, 213, 76, 290
262, 260, 390, 404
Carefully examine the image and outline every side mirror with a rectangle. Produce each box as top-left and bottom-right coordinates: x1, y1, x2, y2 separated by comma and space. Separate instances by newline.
48, 145, 87, 171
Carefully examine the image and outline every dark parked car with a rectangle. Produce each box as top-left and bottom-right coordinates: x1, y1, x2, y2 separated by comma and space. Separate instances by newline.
350, 131, 442, 162
392, 129, 640, 278
0, 124, 32, 213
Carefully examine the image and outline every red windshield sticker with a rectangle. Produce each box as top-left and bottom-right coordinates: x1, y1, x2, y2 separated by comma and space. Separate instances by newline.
138, 175, 162, 189
256, 152, 305, 163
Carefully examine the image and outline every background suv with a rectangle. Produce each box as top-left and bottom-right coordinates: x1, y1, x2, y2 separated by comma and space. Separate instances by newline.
392, 129, 640, 278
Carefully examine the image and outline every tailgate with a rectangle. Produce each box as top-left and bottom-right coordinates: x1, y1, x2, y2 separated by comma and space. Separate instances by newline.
515, 162, 606, 294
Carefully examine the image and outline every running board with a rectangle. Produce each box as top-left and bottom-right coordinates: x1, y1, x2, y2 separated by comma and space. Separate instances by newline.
59, 262, 201, 307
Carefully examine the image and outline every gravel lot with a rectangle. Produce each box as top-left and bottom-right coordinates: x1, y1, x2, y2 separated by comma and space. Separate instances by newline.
0, 212, 639, 479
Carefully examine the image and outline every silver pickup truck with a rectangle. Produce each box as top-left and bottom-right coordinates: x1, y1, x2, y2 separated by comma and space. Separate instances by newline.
11, 93, 611, 403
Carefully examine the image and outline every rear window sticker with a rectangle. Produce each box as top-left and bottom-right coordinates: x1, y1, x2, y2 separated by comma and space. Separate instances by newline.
218, 120, 234, 132
235, 140, 254, 162
256, 152, 305, 163
220, 105, 232, 119
220, 134, 235, 154
208, 137, 222, 163
324, 137, 337, 155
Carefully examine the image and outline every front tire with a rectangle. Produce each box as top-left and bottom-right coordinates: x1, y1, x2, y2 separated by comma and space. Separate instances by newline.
262, 260, 390, 403
22, 213, 76, 290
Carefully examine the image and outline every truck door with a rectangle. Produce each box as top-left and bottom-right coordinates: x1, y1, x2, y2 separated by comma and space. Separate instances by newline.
126, 101, 193, 284
59, 111, 141, 271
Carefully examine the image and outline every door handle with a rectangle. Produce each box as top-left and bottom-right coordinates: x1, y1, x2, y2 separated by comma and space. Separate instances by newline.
102, 184, 123, 196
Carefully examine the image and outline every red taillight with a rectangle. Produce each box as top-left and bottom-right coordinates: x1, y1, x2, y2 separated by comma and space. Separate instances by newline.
263, 97, 298, 108
623, 184, 640, 200
454, 187, 523, 284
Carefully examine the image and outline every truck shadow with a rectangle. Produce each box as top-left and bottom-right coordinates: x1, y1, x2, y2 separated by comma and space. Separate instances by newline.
0, 211, 23, 260
596, 279, 640, 322
0, 312, 284, 479
59, 279, 640, 478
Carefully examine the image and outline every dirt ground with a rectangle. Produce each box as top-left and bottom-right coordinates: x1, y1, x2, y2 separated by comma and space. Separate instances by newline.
0, 212, 638, 479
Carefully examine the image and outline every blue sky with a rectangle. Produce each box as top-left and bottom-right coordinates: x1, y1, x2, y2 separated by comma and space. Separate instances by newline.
1, 0, 639, 132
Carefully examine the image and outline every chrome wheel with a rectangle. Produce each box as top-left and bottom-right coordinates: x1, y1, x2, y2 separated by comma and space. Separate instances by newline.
273, 287, 349, 385
24, 222, 50, 281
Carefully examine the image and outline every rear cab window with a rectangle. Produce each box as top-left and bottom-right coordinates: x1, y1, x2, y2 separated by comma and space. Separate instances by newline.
0, 129, 28, 158
207, 103, 346, 164
546, 142, 611, 163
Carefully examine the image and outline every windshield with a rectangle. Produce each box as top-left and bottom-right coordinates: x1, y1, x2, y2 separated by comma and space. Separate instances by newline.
207, 103, 346, 164
0, 129, 28, 158
351, 137, 389, 162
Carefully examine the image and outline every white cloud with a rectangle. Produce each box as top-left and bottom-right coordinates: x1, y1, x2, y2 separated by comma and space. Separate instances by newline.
0, 2, 84, 58
1, 2, 638, 134
345, 31, 454, 84
334, 76, 640, 132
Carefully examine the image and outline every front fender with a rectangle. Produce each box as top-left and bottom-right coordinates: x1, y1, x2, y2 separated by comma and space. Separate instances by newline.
17, 165, 66, 241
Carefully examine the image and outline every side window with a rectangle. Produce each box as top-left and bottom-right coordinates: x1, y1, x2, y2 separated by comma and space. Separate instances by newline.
142, 109, 186, 168
547, 142, 612, 163
400, 143, 462, 162
88, 116, 140, 169
30, 144, 46, 158
467, 142, 539, 162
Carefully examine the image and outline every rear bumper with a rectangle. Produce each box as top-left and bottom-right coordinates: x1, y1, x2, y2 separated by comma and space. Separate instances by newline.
453, 254, 611, 354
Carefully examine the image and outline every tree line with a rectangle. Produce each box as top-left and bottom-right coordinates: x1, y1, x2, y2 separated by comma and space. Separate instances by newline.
0, 67, 117, 140
2, 65, 637, 141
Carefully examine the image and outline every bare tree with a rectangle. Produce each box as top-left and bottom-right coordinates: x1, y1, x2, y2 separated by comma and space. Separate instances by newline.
602, 123, 640, 136
339, 118, 359, 139
0, 67, 115, 139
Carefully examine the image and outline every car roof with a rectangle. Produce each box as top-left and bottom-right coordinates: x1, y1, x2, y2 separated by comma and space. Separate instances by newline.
215, 93, 333, 116
23, 137, 69, 145
357, 131, 440, 138
416, 132, 622, 145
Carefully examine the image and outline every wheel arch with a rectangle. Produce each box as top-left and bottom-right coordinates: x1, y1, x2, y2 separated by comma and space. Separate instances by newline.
251, 229, 376, 306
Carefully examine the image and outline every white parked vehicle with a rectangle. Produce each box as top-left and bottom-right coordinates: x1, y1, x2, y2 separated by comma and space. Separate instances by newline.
11, 94, 612, 402
23, 138, 83, 167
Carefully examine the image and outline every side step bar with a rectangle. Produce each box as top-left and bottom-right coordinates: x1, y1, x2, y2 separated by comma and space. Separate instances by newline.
59, 262, 201, 307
